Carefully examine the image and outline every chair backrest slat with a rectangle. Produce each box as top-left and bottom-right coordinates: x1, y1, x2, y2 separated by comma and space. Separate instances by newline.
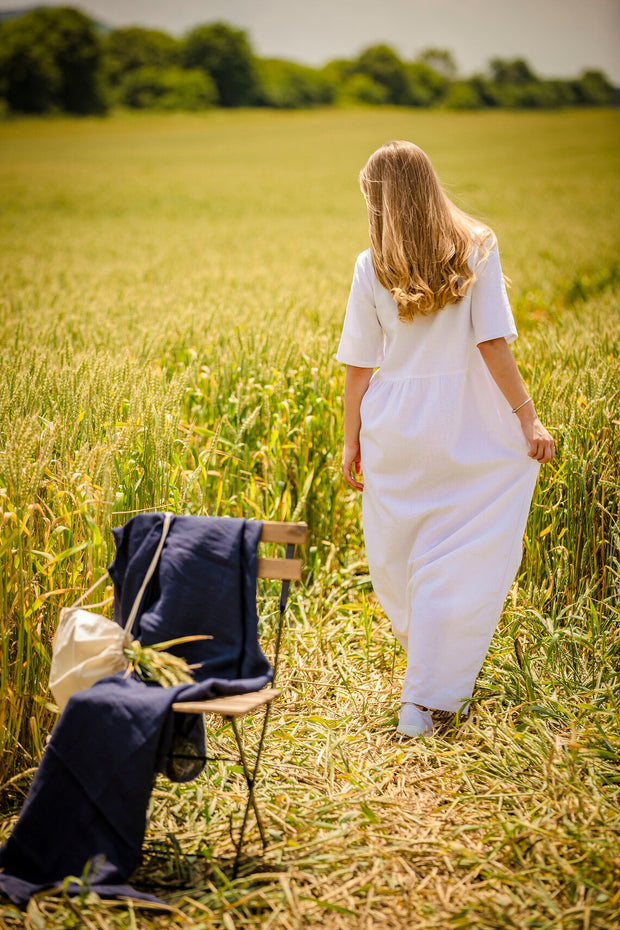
260, 522, 308, 545
257, 557, 303, 581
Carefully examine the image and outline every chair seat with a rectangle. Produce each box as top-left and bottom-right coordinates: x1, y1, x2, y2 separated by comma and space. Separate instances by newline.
171, 688, 281, 718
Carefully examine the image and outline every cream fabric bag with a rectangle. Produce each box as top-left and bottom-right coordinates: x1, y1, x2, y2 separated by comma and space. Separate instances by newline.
49, 513, 172, 712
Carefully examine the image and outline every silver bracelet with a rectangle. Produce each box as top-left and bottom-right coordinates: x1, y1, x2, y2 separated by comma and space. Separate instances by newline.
512, 397, 533, 414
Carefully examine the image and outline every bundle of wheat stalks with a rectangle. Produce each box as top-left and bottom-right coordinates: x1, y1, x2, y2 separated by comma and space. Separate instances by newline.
123, 635, 211, 688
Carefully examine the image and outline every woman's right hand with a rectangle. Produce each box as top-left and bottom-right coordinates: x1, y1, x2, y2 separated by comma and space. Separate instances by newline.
342, 442, 364, 491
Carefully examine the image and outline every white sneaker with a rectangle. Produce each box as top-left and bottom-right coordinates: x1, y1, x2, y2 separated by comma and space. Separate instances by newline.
397, 703, 434, 738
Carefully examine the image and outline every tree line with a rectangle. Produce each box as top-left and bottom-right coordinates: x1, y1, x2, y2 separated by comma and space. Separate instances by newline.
0, 6, 616, 115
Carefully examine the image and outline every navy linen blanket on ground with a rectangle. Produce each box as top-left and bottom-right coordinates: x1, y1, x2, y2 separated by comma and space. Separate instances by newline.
0, 514, 272, 907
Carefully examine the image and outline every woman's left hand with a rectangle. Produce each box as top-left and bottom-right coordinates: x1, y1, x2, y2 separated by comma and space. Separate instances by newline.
520, 415, 555, 463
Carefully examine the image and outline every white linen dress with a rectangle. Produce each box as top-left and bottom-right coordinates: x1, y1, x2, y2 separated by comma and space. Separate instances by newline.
336, 239, 539, 712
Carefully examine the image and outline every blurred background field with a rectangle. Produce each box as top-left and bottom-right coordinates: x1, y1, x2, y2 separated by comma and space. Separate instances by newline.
0, 108, 619, 928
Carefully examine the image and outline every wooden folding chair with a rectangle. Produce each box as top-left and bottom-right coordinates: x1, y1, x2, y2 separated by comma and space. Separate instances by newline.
171, 520, 307, 876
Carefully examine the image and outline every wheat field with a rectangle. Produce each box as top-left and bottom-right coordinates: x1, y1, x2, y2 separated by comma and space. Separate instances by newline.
0, 108, 619, 929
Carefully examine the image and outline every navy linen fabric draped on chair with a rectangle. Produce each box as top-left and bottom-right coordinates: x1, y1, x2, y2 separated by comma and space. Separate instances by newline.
0, 514, 272, 907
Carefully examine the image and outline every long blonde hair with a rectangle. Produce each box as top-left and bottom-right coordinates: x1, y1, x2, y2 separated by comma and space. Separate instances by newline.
360, 140, 492, 320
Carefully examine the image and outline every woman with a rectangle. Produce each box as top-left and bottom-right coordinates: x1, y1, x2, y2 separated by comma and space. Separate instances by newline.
338, 141, 554, 737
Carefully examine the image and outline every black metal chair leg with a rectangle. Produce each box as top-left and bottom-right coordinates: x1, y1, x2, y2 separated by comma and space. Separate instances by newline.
230, 711, 271, 878
231, 541, 297, 877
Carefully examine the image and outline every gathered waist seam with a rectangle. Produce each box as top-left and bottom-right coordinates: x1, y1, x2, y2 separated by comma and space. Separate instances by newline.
373, 365, 486, 384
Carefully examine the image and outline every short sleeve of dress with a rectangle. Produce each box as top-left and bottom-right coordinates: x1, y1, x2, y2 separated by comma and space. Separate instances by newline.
336, 251, 385, 367
470, 241, 518, 345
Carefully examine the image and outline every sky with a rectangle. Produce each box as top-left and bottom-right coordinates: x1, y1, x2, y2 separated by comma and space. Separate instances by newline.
1, 0, 619, 82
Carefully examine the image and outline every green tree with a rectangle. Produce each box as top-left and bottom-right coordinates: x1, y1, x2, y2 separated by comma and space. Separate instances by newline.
256, 59, 336, 108
182, 22, 259, 107
338, 73, 387, 106
544, 80, 579, 107
102, 27, 179, 87
489, 57, 538, 86
352, 44, 409, 105
477, 58, 557, 108
321, 58, 354, 87
512, 82, 564, 108
118, 66, 216, 111
0, 6, 105, 114
405, 61, 448, 106
444, 80, 483, 110
416, 48, 458, 80
571, 69, 615, 106
0, 24, 60, 112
